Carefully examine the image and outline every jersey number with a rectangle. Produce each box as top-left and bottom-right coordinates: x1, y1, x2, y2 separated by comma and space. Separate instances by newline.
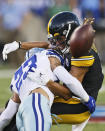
14, 55, 37, 92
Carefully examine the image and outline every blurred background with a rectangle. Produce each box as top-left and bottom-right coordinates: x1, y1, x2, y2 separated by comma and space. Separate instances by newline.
0, 0, 105, 131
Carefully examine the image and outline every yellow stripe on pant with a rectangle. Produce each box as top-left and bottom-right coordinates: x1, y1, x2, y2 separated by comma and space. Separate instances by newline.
54, 97, 81, 104
52, 112, 90, 124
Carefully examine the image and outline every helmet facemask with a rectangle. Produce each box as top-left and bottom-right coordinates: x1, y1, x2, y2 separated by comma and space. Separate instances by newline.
48, 24, 72, 54
48, 34, 70, 54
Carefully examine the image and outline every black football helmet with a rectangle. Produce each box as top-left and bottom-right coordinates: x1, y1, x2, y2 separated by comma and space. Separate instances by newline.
47, 11, 80, 53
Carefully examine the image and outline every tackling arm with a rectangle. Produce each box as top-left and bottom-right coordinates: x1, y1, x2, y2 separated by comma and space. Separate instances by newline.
20, 41, 49, 50
46, 56, 89, 102
46, 80, 71, 100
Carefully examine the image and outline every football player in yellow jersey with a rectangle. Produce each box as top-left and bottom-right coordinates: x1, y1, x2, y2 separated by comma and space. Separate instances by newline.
2, 12, 104, 131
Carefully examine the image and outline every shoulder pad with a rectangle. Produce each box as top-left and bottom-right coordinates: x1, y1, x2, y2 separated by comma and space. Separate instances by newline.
46, 49, 64, 66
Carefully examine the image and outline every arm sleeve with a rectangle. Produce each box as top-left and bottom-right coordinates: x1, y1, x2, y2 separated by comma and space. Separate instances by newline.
0, 99, 19, 130
53, 66, 89, 102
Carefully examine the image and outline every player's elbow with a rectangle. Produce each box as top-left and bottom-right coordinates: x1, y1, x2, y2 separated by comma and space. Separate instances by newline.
63, 94, 72, 100
62, 89, 72, 100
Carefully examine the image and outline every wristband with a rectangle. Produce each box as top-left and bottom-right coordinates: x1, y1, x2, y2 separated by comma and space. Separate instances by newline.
18, 41, 22, 49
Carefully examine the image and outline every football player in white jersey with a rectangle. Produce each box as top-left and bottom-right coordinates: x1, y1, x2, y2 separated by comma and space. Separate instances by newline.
0, 49, 69, 131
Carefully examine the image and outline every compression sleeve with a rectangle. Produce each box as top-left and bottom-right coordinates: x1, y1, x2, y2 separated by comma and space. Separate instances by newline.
53, 66, 89, 102
0, 99, 19, 130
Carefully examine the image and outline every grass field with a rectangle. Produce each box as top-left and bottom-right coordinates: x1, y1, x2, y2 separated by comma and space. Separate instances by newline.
0, 66, 105, 131
0, 78, 12, 108
51, 123, 105, 131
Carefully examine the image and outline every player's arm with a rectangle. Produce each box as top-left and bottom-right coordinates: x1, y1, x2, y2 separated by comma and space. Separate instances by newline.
46, 56, 71, 100
48, 57, 89, 102
20, 41, 49, 50
2, 41, 49, 60
70, 66, 88, 83
46, 80, 71, 100
0, 92, 20, 131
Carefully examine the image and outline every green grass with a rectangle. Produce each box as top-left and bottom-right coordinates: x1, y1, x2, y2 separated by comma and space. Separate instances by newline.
102, 65, 105, 84
0, 63, 17, 70
96, 90, 105, 105
103, 76, 105, 85
0, 78, 12, 108
51, 123, 105, 131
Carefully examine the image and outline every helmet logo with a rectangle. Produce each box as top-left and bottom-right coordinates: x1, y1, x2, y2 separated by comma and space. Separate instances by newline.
54, 33, 60, 37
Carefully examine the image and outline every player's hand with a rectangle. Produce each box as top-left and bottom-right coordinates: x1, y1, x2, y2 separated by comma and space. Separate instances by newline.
83, 18, 95, 33
83, 18, 94, 25
2, 41, 19, 60
84, 96, 96, 113
27, 68, 52, 85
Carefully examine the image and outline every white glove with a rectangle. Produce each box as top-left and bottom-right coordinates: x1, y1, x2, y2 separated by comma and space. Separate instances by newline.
2, 41, 19, 60
27, 68, 51, 86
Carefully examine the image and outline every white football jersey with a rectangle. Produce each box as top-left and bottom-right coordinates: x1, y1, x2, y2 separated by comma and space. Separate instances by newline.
10, 49, 64, 107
